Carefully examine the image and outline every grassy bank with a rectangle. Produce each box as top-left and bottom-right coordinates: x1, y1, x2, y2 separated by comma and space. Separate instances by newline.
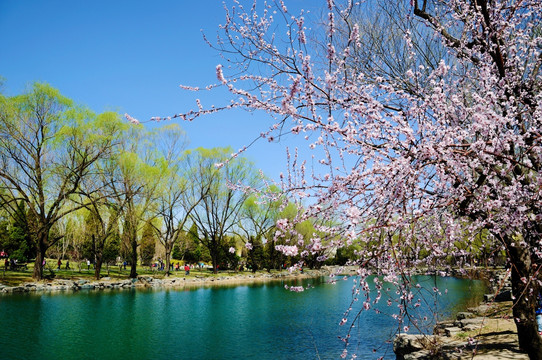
0, 259, 308, 287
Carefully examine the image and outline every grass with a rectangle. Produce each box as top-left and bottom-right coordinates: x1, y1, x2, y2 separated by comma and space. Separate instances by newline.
0, 259, 291, 286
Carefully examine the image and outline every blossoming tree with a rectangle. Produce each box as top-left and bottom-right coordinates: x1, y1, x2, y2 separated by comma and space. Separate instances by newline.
135, 0, 542, 358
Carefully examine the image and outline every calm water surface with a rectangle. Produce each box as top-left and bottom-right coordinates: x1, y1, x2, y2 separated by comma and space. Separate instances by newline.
0, 275, 485, 359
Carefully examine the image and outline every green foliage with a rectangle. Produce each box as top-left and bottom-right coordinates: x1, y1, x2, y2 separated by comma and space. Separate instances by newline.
103, 225, 121, 264
0, 220, 8, 250
140, 222, 156, 266
80, 211, 98, 261
264, 238, 283, 270
172, 242, 183, 260
219, 236, 239, 270
178, 224, 211, 262
120, 219, 133, 262
0, 202, 35, 262
243, 237, 265, 272
334, 245, 361, 265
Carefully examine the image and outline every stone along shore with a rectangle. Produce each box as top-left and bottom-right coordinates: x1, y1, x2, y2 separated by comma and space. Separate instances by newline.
0, 269, 330, 294
393, 269, 528, 359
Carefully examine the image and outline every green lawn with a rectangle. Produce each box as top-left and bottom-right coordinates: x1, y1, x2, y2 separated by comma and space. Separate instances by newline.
0, 259, 287, 286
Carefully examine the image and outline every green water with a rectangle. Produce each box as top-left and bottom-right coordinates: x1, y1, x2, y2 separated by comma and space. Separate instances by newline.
0, 276, 486, 359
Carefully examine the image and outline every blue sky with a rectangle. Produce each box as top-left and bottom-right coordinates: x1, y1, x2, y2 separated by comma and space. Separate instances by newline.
0, 0, 316, 181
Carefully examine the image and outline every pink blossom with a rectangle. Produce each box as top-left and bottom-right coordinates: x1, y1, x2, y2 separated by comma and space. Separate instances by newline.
276, 245, 298, 256
287, 286, 305, 292
216, 64, 226, 84
124, 113, 140, 125
276, 218, 289, 230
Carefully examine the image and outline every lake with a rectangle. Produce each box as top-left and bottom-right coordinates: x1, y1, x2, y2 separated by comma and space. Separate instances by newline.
0, 275, 486, 359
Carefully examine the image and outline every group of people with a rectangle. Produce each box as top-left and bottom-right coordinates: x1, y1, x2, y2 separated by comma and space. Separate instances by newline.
177, 263, 190, 275
57, 259, 70, 270
3, 258, 23, 270
152, 260, 191, 275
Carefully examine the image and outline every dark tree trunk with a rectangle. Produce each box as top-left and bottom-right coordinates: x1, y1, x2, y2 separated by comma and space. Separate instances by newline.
94, 254, 103, 280
508, 237, 542, 360
33, 247, 46, 280
33, 230, 49, 280
164, 242, 172, 277
129, 237, 138, 279
211, 253, 218, 274
249, 249, 257, 273
209, 238, 219, 274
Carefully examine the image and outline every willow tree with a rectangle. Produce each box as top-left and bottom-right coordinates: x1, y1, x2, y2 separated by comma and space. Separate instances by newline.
116, 125, 162, 279
235, 187, 281, 272
149, 124, 209, 276
0, 83, 121, 280
187, 147, 259, 273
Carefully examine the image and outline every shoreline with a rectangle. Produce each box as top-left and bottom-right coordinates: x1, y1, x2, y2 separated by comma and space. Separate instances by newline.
0, 267, 333, 294
394, 269, 527, 359
394, 301, 527, 359
0, 265, 499, 295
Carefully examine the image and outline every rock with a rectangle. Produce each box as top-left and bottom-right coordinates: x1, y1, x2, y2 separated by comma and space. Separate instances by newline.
433, 321, 455, 335
16, 286, 30, 292
457, 318, 485, 328
467, 303, 491, 315
403, 350, 434, 360
393, 334, 437, 359
444, 327, 463, 337
463, 324, 482, 332
53, 279, 74, 287
495, 289, 512, 302
456, 312, 474, 320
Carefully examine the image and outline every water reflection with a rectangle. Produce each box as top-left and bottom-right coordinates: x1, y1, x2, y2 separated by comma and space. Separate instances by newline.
0, 276, 486, 360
